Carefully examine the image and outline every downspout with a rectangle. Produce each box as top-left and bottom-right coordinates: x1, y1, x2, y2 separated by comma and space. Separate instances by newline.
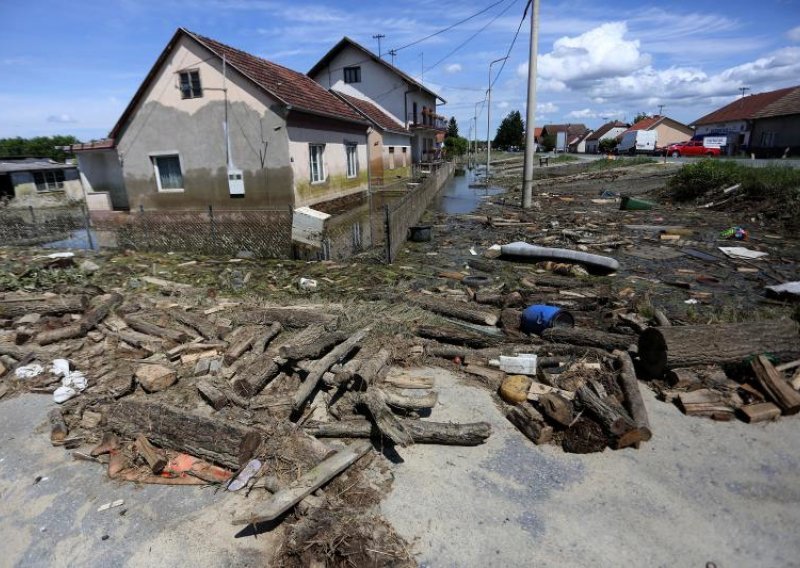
404, 87, 416, 163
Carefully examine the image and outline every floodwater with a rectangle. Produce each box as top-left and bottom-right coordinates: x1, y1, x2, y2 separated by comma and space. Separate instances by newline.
432, 169, 505, 214
41, 229, 100, 250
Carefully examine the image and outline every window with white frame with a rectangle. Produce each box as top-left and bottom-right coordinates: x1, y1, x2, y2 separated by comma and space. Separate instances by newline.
309, 144, 326, 183
151, 154, 184, 191
179, 70, 202, 99
343, 66, 361, 84
33, 170, 65, 192
346, 144, 358, 178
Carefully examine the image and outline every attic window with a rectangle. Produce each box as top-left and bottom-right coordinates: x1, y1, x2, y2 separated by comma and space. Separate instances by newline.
343, 66, 361, 84
179, 70, 202, 99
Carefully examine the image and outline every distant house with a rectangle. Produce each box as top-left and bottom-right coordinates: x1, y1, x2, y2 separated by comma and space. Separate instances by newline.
584, 121, 628, 154
693, 85, 800, 157
540, 124, 589, 152
308, 37, 446, 164
619, 115, 693, 149
70, 28, 369, 214
569, 130, 594, 154
0, 158, 84, 206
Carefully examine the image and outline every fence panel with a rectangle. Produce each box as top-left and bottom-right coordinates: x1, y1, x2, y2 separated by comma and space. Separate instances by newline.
0, 206, 87, 247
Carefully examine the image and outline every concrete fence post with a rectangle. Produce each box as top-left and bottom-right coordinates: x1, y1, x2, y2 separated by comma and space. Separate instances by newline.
81, 202, 94, 251
28, 205, 36, 226
384, 204, 392, 264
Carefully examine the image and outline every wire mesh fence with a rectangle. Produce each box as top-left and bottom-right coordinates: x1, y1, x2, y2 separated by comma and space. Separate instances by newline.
0, 205, 90, 247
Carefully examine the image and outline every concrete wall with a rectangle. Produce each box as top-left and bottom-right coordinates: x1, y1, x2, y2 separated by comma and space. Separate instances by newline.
8, 168, 83, 207
287, 117, 368, 208
115, 35, 293, 211
381, 132, 411, 178
77, 150, 128, 209
368, 129, 384, 183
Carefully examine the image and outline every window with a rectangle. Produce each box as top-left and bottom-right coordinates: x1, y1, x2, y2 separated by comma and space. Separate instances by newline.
343, 66, 361, 84
33, 170, 65, 192
309, 144, 326, 183
152, 154, 184, 192
346, 144, 358, 178
179, 70, 202, 99
760, 131, 776, 146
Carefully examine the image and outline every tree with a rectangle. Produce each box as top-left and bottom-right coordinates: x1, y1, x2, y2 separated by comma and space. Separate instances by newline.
493, 110, 525, 150
0, 135, 81, 162
633, 112, 650, 124
599, 138, 618, 154
446, 117, 459, 138
540, 133, 556, 152
444, 135, 469, 157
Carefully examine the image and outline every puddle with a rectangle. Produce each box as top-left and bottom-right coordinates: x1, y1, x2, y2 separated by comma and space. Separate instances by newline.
432, 171, 506, 214
41, 229, 100, 250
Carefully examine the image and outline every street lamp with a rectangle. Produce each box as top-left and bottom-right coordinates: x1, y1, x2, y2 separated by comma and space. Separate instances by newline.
487, 56, 508, 181
473, 100, 482, 163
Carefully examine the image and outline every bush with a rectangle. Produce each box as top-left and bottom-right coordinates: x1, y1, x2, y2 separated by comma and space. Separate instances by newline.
669, 160, 800, 202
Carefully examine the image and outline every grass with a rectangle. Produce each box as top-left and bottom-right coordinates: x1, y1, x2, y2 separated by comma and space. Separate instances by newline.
585, 156, 657, 171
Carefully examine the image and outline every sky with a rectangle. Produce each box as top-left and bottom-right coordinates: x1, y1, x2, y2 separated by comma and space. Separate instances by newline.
1, 0, 799, 142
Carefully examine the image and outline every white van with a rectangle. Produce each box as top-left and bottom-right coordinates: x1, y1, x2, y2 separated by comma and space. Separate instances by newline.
616, 130, 657, 155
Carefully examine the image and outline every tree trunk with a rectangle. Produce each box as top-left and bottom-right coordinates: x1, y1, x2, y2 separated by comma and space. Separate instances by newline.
614, 350, 652, 442
197, 379, 229, 410
235, 307, 338, 329
415, 325, 496, 348
0, 295, 87, 318
124, 314, 188, 343
167, 309, 220, 340
409, 294, 499, 326
37, 292, 122, 346
507, 403, 553, 445
230, 357, 281, 398
356, 389, 414, 447
223, 326, 259, 365
37, 324, 83, 346
105, 400, 262, 469
577, 384, 644, 449
352, 348, 391, 389
304, 419, 491, 446
542, 327, 633, 351
251, 322, 282, 355
751, 354, 800, 415
279, 331, 348, 360
638, 320, 800, 379
382, 388, 438, 410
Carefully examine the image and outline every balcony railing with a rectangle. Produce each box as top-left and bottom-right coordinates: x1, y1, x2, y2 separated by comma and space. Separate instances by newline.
407, 112, 448, 131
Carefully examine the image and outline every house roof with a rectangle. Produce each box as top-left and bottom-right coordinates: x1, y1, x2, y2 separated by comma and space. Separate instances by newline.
0, 158, 76, 173
693, 86, 799, 125
542, 124, 588, 137
332, 91, 409, 135
108, 28, 366, 141
308, 37, 445, 103
753, 85, 800, 119
533, 127, 543, 139
571, 129, 594, 145
586, 121, 627, 141
622, 115, 693, 136
67, 139, 116, 153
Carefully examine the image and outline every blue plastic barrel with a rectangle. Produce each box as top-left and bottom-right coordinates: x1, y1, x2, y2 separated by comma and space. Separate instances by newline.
520, 304, 575, 335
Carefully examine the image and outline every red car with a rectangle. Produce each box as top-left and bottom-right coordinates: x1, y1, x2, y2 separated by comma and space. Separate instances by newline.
666, 140, 721, 157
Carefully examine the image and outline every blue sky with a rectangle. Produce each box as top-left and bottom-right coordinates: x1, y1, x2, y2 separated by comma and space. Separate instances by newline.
1, 0, 798, 141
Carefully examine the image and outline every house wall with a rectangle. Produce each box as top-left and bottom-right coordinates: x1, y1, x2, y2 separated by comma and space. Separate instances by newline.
696, 120, 752, 150
381, 132, 412, 179
751, 114, 800, 154
287, 115, 368, 208
115, 35, 293, 211
8, 169, 83, 206
653, 123, 693, 147
77, 150, 128, 209
586, 127, 628, 153
368, 129, 384, 184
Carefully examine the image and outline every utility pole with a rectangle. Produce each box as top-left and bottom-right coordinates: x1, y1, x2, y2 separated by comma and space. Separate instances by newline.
473, 100, 482, 163
486, 56, 508, 182
388, 49, 397, 66
372, 34, 385, 57
420, 52, 424, 83
739, 86, 750, 98
521, 0, 540, 209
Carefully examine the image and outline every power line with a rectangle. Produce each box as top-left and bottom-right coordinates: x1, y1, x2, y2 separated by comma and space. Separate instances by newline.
391, 0, 508, 52
489, 0, 530, 90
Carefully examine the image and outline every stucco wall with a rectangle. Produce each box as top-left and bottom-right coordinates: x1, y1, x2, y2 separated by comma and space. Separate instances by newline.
77, 150, 128, 209
8, 169, 83, 206
115, 35, 293, 211
288, 122, 368, 208
654, 124, 693, 147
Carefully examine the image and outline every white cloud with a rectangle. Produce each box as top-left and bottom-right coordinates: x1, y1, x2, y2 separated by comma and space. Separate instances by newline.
47, 114, 77, 124
445, 63, 462, 74
789, 26, 800, 43
497, 101, 509, 109
567, 108, 597, 119
537, 102, 559, 114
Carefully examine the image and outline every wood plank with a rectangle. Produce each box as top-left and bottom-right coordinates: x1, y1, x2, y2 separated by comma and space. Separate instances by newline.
751, 354, 800, 415
737, 402, 781, 423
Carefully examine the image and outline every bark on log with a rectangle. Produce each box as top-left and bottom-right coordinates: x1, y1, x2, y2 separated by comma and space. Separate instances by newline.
638, 320, 800, 379
251, 322, 282, 355
614, 350, 652, 442
653, 309, 671, 327
425, 343, 472, 361
124, 314, 188, 343
230, 357, 281, 398
304, 419, 491, 446
507, 403, 553, 445
37, 324, 83, 346
37, 292, 122, 345
383, 374, 435, 390
279, 330, 348, 360
236, 307, 338, 329
577, 384, 643, 449
356, 389, 414, 447
135, 434, 167, 474
676, 389, 734, 419
168, 309, 220, 340
197, 380, 229, 410
352, 348, 390, 389
415, 325, 496, 348
409, 294, 499, 326
0, 295, 87, 318
737, 402, 781, 423
751, 354, 800, 415
293, 327, 369, 411
223, 326, 259, 365
542, 327, 633, 351
106, 400, 261, 469
382, 388, 438, 410
537, 393, 573, 427
48, 408, 68, 444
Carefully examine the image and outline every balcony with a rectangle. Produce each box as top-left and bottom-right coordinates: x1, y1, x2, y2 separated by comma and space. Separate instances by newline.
407, 111, 448, 132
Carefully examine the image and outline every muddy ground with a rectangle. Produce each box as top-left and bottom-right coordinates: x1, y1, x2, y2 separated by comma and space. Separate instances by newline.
1, 157, 798, 567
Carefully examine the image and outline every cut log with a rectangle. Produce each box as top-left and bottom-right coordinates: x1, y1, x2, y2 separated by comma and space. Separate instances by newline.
81, 292, 123, 332
352, 348, 391, 389
48, 408, 68, 444
230, 357, 281, 398
167, 309, 220, 340
737, 402, 781, 423
425, 343, 471, 361
37, 324, 83, 346
676, 389, 734, 420
792, 368, 800, 391
222, 326, 258, 365
537, 393, 573, 427
653, 309, 671, 327
614, 350, 652, 442
304, 419, 491, 445
197, 380, 229, 410
124, 314, 188, 343
279, 330, 347, 360
382, 388, 438, 410
542, 327, 633, 351
231, 440, 372, 526
666, 368, 700, 388
751, 354, 800, 415
0, 295, 87, 318
409, 294, 499, 326
507, 403, 553, 445
105, 400, 262, 469
384, 373, 434, 390
356, 389, 413, 447
134, 434, 167, 474
414, 325, 497, 348
251, 322, 282, 355
577, 384, 643, 448
638, 320, 800, 379
293, 327, 369, 411
236, 307, 338, 329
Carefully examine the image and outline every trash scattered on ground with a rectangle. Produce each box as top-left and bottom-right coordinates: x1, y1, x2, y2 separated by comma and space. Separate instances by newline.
718, 246, 768, 259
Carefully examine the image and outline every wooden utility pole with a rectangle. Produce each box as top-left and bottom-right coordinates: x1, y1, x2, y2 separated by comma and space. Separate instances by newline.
521, 0, 540, 209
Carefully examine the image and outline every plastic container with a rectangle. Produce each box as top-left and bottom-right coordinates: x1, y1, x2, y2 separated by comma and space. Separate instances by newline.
619, 196, 655, 210
520, 304, 575, 335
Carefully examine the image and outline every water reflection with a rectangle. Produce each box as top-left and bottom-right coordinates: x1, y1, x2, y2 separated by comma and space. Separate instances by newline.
432, 170, 505, 214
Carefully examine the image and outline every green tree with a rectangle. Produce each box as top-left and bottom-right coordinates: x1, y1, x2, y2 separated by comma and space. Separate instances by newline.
633, 112, 650, 124
493, 110, 525, 150
446, 117, 459, 138
540, 133, 556, 152
599, 138, 618, 154
0, 135, 81, 162
444, 135, 469, 157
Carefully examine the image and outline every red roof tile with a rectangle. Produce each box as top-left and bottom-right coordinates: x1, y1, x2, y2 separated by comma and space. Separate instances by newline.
333, 91, 408, 134
68, 139, 116, 152
754, 86, 800, 119
627, 115, 663, 131
586, 121, 627, 141
693, 86, 798, 125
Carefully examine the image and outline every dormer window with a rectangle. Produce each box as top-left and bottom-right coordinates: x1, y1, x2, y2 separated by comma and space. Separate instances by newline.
179, 70, 202, 99
343, 66, 361, 84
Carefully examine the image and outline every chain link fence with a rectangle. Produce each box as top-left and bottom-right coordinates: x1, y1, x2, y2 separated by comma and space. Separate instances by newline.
0, 205, 91, 248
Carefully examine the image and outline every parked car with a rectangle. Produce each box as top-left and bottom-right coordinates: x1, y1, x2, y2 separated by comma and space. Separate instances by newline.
616, 130, 658, 155
666, 140, 721, 157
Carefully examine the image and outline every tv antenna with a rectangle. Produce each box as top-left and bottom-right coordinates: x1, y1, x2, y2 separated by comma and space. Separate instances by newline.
657, 104, 665, 115
372, 34, 386, 57
388, 49, 397, 66
739, 86, 750, 98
